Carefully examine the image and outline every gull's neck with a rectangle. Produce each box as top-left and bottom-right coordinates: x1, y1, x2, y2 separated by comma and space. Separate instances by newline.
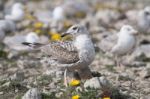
74, 34, 92, 50
73, 34, 95, 64
118, 31, 131, 37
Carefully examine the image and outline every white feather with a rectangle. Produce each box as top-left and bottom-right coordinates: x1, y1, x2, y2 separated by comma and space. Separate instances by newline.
74, 34, 95, 64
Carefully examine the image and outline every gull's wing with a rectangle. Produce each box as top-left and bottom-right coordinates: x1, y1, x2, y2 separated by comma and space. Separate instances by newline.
41, 41, 79, 64
99, 33, 118, 52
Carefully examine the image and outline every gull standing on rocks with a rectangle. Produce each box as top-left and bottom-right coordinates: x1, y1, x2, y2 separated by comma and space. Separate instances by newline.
3, 32, 48, 53
5, 3, 25, 22
138, 6, 150, 33
111, 25, 138, 66
22, 24, 95, 85
125, 7, 150, 33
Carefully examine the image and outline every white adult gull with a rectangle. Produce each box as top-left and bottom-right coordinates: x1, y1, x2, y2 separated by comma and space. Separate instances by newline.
111, 25, 138, 66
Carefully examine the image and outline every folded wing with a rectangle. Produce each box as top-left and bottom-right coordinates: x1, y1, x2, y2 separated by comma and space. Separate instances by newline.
41, 41, 79, 64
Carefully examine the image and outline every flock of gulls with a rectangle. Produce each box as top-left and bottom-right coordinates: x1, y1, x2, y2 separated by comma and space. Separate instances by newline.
0, 0, 150, 98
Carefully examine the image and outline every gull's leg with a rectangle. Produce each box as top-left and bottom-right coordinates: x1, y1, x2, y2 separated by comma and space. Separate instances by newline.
63, 68, 75, 87
64, 69, 68, 87
114, 56, 120, 67
73, 70, 81, 80
115, 56, 125, 72
77, 67, 93, 80
119, 57, 125, 71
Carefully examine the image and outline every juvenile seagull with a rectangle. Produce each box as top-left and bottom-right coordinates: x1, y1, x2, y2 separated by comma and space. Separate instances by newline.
23, 25, 95, 82
111, 25, 138, 66
5, 3, 25, 22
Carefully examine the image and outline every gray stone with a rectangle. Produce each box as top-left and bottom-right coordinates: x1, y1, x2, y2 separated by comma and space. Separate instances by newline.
84, 76, 112, 89
22, 88, 41, 99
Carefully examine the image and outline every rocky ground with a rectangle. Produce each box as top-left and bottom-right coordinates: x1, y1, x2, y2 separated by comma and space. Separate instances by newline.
0, 0, 150, 99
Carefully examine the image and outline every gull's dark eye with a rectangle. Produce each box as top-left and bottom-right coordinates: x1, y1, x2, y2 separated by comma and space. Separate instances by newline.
127, 28, 131, 31
145, 11, 150, 15
72, 27, 78, 30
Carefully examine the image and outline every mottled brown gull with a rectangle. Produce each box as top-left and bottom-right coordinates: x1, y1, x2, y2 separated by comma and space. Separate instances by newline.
22, 24, 95, 85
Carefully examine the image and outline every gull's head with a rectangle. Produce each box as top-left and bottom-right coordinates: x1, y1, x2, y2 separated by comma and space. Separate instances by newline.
140, 6, 150, 20
143, 6, 150, 16
120, 25, 138, 36
61, 24, 89, 37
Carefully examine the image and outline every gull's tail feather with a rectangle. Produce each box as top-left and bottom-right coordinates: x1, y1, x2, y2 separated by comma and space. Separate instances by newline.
22, 42, 44, 49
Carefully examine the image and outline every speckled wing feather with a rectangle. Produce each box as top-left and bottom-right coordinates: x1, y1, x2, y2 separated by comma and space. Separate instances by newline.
41, 41, 79, 64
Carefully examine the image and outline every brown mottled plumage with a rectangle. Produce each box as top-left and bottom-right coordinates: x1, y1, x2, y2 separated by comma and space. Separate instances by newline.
41, 41, 79, 64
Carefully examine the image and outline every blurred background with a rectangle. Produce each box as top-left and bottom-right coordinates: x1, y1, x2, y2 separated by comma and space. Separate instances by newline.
0, 0, 150, 99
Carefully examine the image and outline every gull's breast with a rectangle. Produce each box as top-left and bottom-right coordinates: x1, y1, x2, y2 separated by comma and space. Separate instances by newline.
113, 35, 136, 55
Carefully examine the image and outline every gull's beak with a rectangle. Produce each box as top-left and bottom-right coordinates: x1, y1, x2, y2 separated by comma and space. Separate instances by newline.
61, 32, 71, 37
144, 11, 150, 15
131, 30, 138, 35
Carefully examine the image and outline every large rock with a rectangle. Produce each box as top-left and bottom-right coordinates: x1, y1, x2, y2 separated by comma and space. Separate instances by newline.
84, 76, 112, 89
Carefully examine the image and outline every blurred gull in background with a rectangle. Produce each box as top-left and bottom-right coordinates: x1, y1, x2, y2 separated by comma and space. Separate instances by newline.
111, 25, 137, 55
125, 6, 150, 33
3, 32, 48, 52
111, 25, 138, 66
5, 2, 25, 22
138, 6, 150, 33
99, 25, 138, 67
